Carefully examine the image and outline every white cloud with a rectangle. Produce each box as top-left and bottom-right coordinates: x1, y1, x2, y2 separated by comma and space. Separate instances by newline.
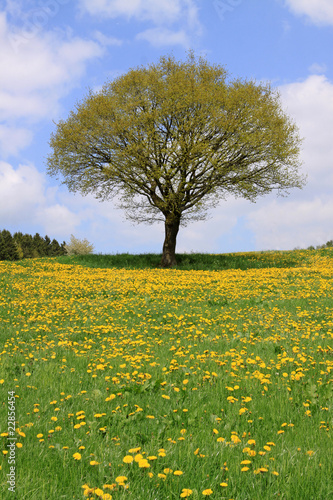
0, 14, 102, 119
247, 197, 333, 250
241, 73, 333, 250
279, 74, 333, 186
79, 0, 202, 46
0, 161, 45, 225
0, 11, 103, 156
0, 161, 80, 237
36, 204, 80, 237
284, 0, 333, 25
0, 126, 33, 156
79, 0, 184, 24
93, 30, 123, 47
308, 62, 327, 74
136, 27, 190, 48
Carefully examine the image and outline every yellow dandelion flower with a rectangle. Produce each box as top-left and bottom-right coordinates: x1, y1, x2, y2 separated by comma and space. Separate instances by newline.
123, 455, 133, 463
115, 476, 127, 483
103, 484, 116, 490
174, 470, 183, 476
180, 489, 193, 497
94, 488, 104, 496
202, 489, 213, 496
128, 447, 141, 454
73, 453, 81, 460
138, 459, 150, 468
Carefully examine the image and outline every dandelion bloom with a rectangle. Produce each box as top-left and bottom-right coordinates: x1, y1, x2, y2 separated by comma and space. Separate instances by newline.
103, 484, 116, 490
82, 486, 94, 497
174, 470, 183, 476
138, 459, 150, 468
115, 476, 128, 483
128, 447, 141, 453
73, 453, 81, 460
202, 489, 213, 496
123, 455, 133, 463
220, 482, 228, 487
180, 489, 193, 498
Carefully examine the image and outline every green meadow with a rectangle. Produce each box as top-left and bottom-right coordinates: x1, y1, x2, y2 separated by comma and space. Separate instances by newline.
0, 249, 332, 499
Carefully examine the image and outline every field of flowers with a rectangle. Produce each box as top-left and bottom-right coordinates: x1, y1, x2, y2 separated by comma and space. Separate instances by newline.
0, 250, 332, 499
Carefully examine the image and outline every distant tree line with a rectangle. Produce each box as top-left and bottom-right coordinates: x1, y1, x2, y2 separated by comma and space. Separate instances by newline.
0, 229, 66, 261
307, 240, 333, 250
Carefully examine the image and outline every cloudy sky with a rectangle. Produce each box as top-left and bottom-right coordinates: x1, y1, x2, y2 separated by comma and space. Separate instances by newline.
0, 0, 332, 254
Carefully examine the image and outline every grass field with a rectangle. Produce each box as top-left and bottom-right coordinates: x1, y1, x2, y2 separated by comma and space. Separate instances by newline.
0, 249, 332, 499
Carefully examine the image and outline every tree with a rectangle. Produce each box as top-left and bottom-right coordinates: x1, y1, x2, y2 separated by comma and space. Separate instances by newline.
47, 53, 305, 267
0, 230, 19, 261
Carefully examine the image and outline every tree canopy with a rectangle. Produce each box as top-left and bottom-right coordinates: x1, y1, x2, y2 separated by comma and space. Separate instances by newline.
47, 52, 305, 266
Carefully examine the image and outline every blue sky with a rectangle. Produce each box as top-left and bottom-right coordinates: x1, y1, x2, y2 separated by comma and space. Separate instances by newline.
1, 0, 333, 254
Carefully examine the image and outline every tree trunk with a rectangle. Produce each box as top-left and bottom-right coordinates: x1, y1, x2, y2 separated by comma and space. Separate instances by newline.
160, 217, 180, 268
